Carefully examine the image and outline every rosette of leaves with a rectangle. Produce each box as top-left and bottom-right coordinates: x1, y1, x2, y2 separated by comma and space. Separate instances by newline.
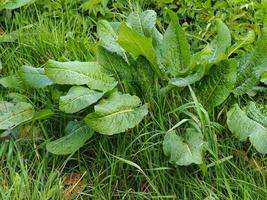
227, 102, 267, 154
96, 9, 240, 110
0, 60, 148, 155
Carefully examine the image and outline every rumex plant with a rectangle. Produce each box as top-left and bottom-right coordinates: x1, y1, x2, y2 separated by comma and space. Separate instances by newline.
0, 9, 266, 165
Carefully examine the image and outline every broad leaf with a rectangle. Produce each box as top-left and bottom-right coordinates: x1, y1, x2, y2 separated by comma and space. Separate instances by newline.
97, 46, 134, 84
45, 60, 117, 92
195, 59, 237, 110
19, 65, 53, 89
0, 75, 22, 89
0, 102, 34, 130
261, 71, 267, 85
84, 92, 148, 135
170, 65, 205, 87
209, 19, 231, 63
159, 10, 191, 76
227, 104, 267, 154
118, 22, 164, 79
46, 121, 94, 155
163, 128, 205, 166
0, 0, 33, 10
234, 27, 267, 95
97, 20, 125, 58
246, 102, 267, 128
59, 86, 103, 113
126, 10, 157, 37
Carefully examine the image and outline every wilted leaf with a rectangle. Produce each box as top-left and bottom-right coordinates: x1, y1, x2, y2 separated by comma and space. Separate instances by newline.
46, 121, 94, 155
62, 173, 85, 200
84, 92, 148, 135
59, 86, 103, 113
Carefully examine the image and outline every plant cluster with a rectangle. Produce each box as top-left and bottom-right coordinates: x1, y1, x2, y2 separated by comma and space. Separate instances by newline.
0, 3, 267, 167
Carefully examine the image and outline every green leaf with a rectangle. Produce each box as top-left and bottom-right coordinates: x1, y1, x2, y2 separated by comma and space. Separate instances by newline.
195, 59, 237, 110
163, 129, 205, 166
118, 22, 164, 79
170, 65, 205, 87
97, 46, 134, 84
19, 65, 53, 89
0, 102, 34, 130
0, 0, 33, 10
0, 75, 23, 89
97, 20, 125, 58
45, 60, 117, 92
209, 19, 231, 63
159, 10, 191, 76
234, 27, 267, 95
261, 71, 267, 85
246, 102, 267, 128
84, 92, 148, 135
59, 86, 103, 114
46, 121, 94, 155
126, 10, 157, 37
227, 104, 267, 154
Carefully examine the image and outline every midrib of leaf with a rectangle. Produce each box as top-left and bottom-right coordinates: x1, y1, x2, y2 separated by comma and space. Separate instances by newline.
173, 24, 187, 73
205, 71, 224, 104
51, 126, 86, 146
60, 93, 95, 107
47, 68, 89, 78
98, 108, 135, 118
137, 12, 145, 35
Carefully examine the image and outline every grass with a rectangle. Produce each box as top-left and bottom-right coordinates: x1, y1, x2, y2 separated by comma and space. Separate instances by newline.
1, 1, 267, 199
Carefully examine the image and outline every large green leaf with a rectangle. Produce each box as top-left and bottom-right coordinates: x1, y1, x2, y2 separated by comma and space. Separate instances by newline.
118, 22, 164, 79
209, 19, 231, 63
19, 65, 53, 89
46, 121, 94, 155
227, 104, 267, 154
59, 86, 103, 114
0, 102, 34, 130
97, 20, 125, 58
159, 10, 191, 76
246, 102, 267, 128
195, 59, 237, 110
163, 128, 205, 166
44, 60, 117, 92
126, 10, 157, 37
97, 46, 134, 84
0, 75, 22, 89
234, 27, 267, 95
0, 0, 33, 10
84, 92, 148, 135
260, 71, 267, 85
170, 65, 205, 87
